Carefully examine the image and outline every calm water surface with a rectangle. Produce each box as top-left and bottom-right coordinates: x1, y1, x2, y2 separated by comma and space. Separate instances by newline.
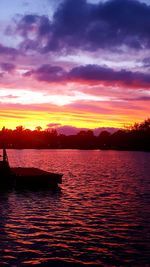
0, 150, 150, 267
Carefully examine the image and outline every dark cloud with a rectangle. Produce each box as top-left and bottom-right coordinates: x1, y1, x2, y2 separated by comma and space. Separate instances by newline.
16, 0, 150, 53
0, 44, 17, 57
16, 14, 52, 52
0, 62, 16, 72
19, 39, 39, 51
25, 64, 67, 82
17, 14, 40, 37
142, 57, 150, 68
25, 63, 150, 87
17, 14, 52, 37
38, 16, 51, 36
69, 65, 150, 85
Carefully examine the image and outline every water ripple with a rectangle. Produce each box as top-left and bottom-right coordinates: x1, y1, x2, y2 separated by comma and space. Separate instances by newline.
0, 150, 150, 266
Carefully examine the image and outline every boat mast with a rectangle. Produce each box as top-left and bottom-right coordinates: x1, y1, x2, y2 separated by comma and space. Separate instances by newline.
3, 148, 8, 162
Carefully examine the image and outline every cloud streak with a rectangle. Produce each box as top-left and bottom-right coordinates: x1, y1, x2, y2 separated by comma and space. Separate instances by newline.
25, 63, 150, 88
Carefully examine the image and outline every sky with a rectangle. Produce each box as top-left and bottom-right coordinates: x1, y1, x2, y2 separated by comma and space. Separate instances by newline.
0, 0, 150, 131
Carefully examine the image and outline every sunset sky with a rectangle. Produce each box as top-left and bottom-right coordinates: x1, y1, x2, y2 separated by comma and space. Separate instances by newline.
0, 0, 150, 131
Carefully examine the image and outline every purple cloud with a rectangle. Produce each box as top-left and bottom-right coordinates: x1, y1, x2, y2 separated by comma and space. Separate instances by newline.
14, 0, 150, 53
69, 65, 150, 85
25, 64, 67, 82
0, 44, 17, 57
17, 14, 40, 37
0, 62, 16, 72
142, 57, 150, 68
25, 63, 150, 87
18, 14, 51, 36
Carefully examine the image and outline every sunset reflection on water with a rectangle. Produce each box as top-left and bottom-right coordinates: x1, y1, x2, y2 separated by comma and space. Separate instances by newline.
0, 150, 150, 266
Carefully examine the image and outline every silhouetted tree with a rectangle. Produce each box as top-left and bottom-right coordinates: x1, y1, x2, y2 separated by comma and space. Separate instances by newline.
0, 119, 149, 151
35, 126, 42, 132
98, 131, 111, 149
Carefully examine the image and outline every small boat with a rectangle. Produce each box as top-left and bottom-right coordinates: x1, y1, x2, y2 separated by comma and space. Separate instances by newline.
0, 148, 63, 190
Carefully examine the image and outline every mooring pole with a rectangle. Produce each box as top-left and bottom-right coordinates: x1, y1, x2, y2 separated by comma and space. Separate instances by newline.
3, 148, 8, 162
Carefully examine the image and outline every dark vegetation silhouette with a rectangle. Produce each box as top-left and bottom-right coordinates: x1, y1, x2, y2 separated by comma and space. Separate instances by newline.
0, 119, 150, 151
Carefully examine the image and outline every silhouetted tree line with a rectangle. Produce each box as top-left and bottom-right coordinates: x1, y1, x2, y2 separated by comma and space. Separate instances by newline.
0, 119, 150, 151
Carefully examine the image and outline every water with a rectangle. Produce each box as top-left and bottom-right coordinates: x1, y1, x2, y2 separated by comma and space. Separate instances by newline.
0, 150, 150, 267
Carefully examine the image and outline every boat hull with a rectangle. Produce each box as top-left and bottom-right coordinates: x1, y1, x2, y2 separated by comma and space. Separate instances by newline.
0, 167, 63, 190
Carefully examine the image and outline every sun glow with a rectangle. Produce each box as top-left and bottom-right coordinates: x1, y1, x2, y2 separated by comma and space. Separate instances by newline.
0, 89, 111, 106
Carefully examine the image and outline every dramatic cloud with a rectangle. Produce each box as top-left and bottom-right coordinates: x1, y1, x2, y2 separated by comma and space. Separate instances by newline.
25, 63, 150, 88
17, 14, 52, 39
0, 0, 150, 130
25, 64, 67, 82
15, 0, 150, 53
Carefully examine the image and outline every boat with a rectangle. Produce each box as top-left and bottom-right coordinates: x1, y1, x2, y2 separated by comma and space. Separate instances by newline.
0, 148, 63, 190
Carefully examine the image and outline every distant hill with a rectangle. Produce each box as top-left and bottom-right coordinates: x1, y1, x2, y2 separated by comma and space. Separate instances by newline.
48, 125, 119, 136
